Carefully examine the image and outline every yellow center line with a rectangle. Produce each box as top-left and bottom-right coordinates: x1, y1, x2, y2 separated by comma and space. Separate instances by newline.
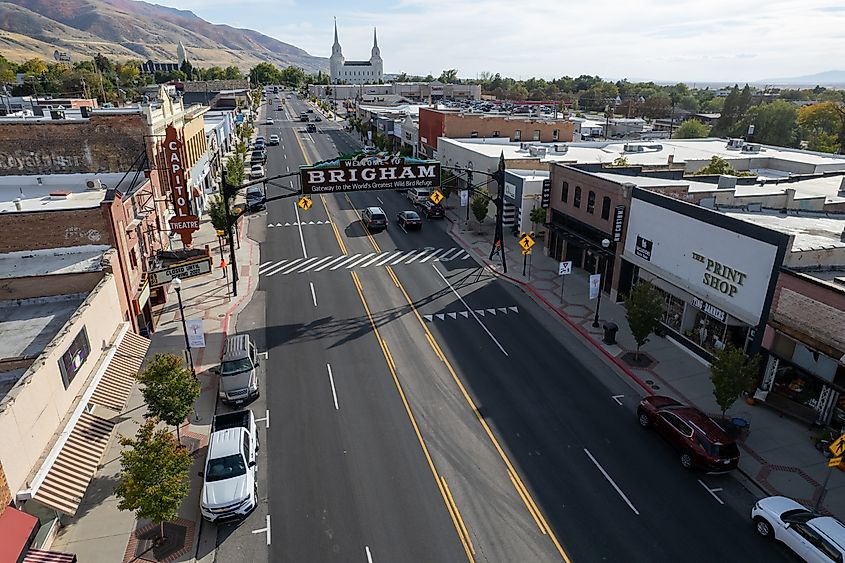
388, 266, 573, 563
350, 270, 475, 563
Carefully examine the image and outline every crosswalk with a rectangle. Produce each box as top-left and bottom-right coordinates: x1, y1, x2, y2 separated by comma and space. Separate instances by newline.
268, 220, 332, 227
258, 247, 473, 277
424, 307, 519, 322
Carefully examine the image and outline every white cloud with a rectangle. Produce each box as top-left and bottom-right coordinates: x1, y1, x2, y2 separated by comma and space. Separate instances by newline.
160, 0, 845, 82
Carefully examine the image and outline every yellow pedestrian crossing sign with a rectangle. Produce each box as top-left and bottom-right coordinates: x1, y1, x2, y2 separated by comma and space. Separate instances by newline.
298, 196, 312, 211
521, 248, 531, 256
829, 456, 843, 468
830, 434, 845, 457
430, 190, 444, 205
518, 233, 535, 251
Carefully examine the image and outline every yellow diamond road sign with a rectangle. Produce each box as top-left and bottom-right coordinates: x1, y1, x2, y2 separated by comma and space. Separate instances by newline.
518, 234, 535, 251
830, 434, 845, 457
521, 248, 531, 256
430, 190, 444, 204
298, 196, 313, 211
829, 456, 843, 468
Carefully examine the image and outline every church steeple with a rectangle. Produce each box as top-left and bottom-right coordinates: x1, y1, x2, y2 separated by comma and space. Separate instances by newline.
332, 18, 342, 55
371, 27, 380, 59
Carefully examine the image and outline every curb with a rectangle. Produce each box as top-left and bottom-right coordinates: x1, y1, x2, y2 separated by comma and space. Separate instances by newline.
443, 214, 654, 396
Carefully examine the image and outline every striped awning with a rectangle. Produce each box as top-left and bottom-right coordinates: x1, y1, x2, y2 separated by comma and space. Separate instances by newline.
32, 412, 114, 516
89, 331, 150, 412
23, 549, 77, 562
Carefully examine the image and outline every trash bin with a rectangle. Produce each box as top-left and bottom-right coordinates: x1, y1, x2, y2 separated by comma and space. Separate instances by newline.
602, 322, 618, 345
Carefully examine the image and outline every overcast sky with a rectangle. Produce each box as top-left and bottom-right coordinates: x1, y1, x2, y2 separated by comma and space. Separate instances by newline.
161, 0, 844, 83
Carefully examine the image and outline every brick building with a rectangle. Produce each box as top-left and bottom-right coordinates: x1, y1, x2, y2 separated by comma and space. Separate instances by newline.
418, 107, 574, 158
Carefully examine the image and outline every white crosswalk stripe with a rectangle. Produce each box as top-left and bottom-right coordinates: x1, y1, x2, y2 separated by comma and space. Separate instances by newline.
268, 220, 332, 227
258, 247, 472, 276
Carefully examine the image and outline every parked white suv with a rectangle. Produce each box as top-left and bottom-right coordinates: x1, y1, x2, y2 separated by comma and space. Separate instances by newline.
752, 496, 845, 562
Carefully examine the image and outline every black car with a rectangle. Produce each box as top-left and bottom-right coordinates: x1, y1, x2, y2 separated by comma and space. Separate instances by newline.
250, 149, 266, 163
362, 207, 388, 231
397, 210, 422, 230
315, 116, 322, 122
245, 186, 266, 212
418, 200, 445, 219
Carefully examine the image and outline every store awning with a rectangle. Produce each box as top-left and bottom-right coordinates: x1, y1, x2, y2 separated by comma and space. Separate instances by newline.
32, 412, 114, 516
23, 549, 78, 563
89, 331, 149, 412
0, 507, 38, 563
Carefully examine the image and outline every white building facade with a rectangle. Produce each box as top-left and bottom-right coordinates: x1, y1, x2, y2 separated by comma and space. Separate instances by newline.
330, 21, 383, 85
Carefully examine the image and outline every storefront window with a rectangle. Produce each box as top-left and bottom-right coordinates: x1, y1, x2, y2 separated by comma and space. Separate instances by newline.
660, 290, 684, 332
771, 363, 825, 412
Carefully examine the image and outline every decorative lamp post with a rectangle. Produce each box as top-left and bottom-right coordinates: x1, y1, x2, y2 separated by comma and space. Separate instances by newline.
592, 238, 611, 328
171, 277, 195, 376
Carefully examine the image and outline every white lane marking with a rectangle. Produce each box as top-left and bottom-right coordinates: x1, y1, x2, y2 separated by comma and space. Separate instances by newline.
293, 201, 308, 258
451, 249, 468, 260
375, 251, 403, 266
258, 260, 287, 274
436, 248, 458, 261
584, 448, 640, 515
365, 546, 374, 563
432, 264, 508, 356
419, 248, 445, 263
400, 249, 428, 264
697, 480, 725, 505
390, 250, 419, 265
314, 255, 349, 271
264, 258, 304, 277
251, 514, 271, 545
255, 409, 270, 428
310, 282, 318, 307
298, 255, 335, 273
377, 197, 384, 205
330, 253, 363, 270
327, 363, 339, 410
286, 165, 290, 172
346, 253, 376, 269
612, 395, 624, 406
269, 256, 320, 276
358, 252, 392, 269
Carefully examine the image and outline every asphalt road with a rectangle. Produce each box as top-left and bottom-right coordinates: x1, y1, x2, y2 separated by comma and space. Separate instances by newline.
249, 89, 798, 563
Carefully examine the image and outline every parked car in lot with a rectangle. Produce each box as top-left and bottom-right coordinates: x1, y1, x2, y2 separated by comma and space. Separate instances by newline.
361, 206, 388, 231
249, 165, 265, 179
246, 186, 265, 211
219, 334, 260, 404
637, 395, 740, 471
407, 187, 431, 205
268, 134, 280, 146
418, 200, 445, 219
255, 136, 265, 145
200, 409, 259, 522
752, 496, 845, 561
396, 210, 422, 230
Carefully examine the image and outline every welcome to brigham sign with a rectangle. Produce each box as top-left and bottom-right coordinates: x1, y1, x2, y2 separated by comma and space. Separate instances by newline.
300, 155, 440, 195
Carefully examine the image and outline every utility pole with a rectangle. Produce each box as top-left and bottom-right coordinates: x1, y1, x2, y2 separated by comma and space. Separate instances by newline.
221, 177, 239, 297
465, 169, 472, 222
488, 153, 507, 274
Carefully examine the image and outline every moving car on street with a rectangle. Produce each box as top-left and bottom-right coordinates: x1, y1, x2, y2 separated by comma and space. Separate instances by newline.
268, 134, 280, 146
265, 118, 274, 125
752, 496, 845, 561
397, 210, 422, 230
249, 164, 265, 180
306, 123, 317, 133
362, 206, 388, 231
418, 200, 445, 219
200, 409, 259, 522
637, 395, 740, 471
246, 186, 265, 211
407, 187, 431, 204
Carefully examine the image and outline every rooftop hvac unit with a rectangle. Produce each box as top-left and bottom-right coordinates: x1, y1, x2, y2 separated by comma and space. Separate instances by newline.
623, 144, 645, 153
528, 146, 547, 157
741, 143, 762, 153
86, 179, 103, 191
726, 138, 745, 150
50, 109, 65, 120
553, 144, 568, 153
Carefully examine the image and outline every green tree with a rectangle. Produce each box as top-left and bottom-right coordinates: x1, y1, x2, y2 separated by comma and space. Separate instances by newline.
611, 156, 630, 167
692, 155, 753, 176
223, 65, 243, 80
280, 66, 306, 87
797, 101, 844, 153
710, 345, 759, 418
470, 189, 490, 223
114, 420, 192, 542
249, 62, 281, 85
438, 69, 459, 83
623, 281, 664, 360
529, 206, 547, 231
226, 154, 245, 188
674, 119, 710, 139
136, 354, 199, 443
208, 194, 232, 231
739, 100, 798, 147
712, 86, 741, 136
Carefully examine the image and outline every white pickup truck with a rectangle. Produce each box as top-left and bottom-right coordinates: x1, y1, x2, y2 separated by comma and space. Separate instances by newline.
200, 409, 259, 522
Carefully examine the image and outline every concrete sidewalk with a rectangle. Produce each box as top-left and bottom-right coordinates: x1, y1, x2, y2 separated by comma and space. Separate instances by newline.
442, 205, 845, 519
49, 211, 261, 563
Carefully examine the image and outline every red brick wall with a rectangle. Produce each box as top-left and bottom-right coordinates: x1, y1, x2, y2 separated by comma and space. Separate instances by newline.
418, 108, 446, 156
0, 113, 147, 176
0, 461, 10, 516
0, 207, 113, 253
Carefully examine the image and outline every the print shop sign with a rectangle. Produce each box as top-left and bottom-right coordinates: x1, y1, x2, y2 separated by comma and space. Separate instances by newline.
692, 252, 748, 298
300, 155, 440, 195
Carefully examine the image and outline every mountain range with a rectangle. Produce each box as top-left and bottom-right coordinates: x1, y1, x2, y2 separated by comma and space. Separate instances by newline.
0, 0, 328, 72
758, 70, 845, 87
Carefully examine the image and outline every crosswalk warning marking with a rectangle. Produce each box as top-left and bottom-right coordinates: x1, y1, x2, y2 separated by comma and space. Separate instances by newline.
424, 307, 520, 321
258, 247, 473, 276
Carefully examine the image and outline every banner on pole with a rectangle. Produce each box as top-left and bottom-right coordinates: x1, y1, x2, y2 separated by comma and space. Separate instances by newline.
589, 274, 601, 300
186, 319, 206, 348
460, 190, 469, 207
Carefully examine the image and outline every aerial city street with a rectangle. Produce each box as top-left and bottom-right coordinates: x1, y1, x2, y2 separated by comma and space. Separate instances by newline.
1, 2, 845, 563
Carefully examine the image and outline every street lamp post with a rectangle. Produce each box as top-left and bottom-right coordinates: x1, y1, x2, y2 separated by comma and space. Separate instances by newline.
592, 238, 611, 328
171, 277, 196, 376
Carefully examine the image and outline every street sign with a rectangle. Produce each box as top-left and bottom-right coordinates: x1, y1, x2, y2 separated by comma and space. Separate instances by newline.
521, 248, 531, 256
300, 155, 440, 195
298, 196, 312, 210
830, 434, 845, 457
430, 190, 444, 204
559, 261, 572, 276
216, 229, 226, 237
518, 233, 535, 251
829, 456, 843, 468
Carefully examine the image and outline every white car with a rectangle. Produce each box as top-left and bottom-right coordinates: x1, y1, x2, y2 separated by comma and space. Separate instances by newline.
265, 118, 274, 125
752, 496, 845, 562
249, 165, 265, 179
200, 410, 258, 522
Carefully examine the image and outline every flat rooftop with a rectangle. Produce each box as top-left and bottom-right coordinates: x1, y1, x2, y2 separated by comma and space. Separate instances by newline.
0, 245, 109, 279
0, 172, 146, 213
722, 211, 845, 253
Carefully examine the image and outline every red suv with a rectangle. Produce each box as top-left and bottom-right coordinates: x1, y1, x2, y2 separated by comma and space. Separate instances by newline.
637, 396, 740, 472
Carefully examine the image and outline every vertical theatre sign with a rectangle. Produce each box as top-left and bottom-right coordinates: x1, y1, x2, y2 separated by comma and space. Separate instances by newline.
164, 125, 199, 246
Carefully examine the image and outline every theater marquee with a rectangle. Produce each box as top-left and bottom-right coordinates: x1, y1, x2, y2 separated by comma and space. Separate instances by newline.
300, 155, 440, 195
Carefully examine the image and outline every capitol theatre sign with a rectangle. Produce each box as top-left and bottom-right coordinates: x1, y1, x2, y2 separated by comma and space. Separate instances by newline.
164, 125, 199, 246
